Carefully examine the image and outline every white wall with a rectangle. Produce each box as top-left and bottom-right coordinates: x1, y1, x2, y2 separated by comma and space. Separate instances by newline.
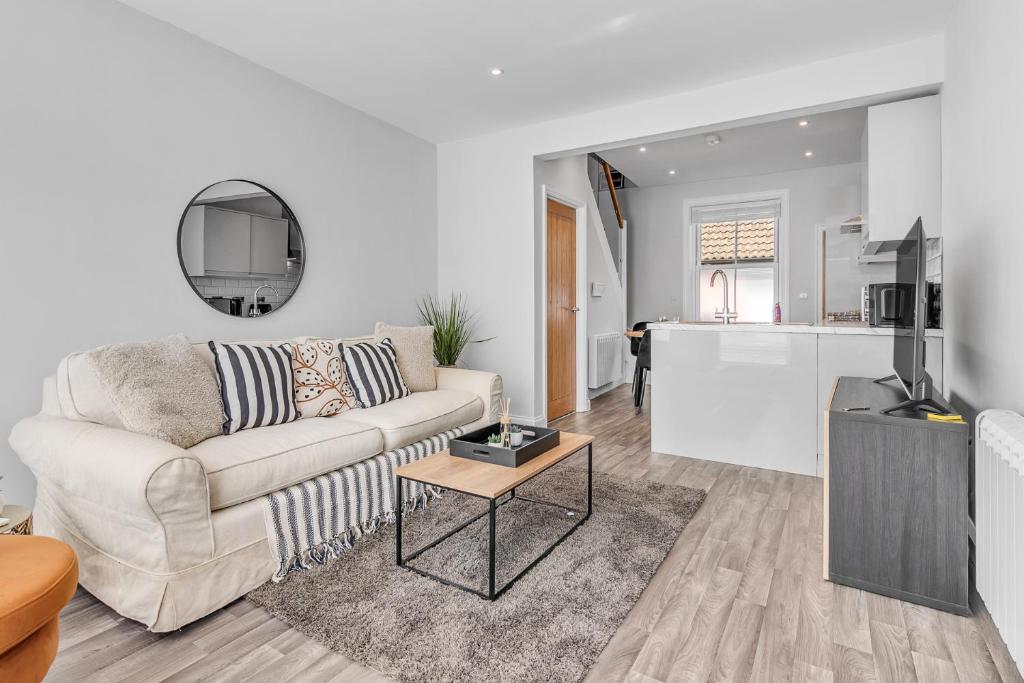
624, 163, 862, 324
0, 0, 437, 505
942, 0, 1024, 416
438, 36, 944, 423
541, 156, 627, 400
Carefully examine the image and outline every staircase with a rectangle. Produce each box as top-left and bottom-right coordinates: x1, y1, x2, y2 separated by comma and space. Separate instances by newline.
586, 154, 631, 292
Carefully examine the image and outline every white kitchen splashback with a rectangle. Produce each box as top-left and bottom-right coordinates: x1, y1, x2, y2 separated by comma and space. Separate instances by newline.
192, 275, 298, 312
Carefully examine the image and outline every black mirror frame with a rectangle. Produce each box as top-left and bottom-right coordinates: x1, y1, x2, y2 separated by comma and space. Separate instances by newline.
176, 179, 306, 319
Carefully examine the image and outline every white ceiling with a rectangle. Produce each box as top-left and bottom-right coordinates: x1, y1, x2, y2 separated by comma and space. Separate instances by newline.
117, 0, 952, 143
600, 107, 867, 187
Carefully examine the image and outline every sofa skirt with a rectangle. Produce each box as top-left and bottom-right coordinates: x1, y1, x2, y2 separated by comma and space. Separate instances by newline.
33, 493, 276, 632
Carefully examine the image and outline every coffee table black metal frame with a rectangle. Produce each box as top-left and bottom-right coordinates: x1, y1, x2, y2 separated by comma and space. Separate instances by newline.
395, 442, 592, 601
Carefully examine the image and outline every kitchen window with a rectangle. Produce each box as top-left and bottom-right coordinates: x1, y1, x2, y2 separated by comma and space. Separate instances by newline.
689, 195, 786, 323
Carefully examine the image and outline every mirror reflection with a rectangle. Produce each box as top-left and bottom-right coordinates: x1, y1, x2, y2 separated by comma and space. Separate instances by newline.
178, 180, 304, 317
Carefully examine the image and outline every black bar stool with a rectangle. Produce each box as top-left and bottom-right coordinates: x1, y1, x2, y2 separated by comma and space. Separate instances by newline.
629, 322, 652, 413
634, 331, 652, 414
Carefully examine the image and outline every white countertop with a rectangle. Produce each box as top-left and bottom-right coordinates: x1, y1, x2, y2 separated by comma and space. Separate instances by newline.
647, 322, 944, 338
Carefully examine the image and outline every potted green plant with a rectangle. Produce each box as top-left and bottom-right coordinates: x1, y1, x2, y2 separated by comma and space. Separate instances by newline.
509, 424, 523, 447
486, 433, 502, 446
416, 293, 493, 367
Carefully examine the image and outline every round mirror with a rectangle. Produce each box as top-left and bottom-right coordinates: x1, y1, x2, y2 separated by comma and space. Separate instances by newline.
177, 180, 304, 317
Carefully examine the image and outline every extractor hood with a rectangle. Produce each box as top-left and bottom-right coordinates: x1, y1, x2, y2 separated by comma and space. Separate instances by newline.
840, 214, 900, 263
859, 239, 901, 263
840, 214, 864, 234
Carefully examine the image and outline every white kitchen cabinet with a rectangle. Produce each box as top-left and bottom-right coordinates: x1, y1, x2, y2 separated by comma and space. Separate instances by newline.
647, 323, 945, 478
249, 215, 289, 275
865, 95, 941, 241
203, 207, 251, 274
651, 327, 821, 476
816, 332, 943, 471
196, 207, 289, 276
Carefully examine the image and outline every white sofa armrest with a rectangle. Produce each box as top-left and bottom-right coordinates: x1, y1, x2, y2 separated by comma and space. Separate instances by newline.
9, 414, 214, 572
434, 367, 502, 425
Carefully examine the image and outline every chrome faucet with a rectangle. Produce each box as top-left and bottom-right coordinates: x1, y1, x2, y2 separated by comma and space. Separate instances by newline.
250, 284, 280, 317
709, 269, 737, 324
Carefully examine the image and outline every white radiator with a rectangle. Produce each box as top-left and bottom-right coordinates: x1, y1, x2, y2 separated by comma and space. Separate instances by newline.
976, 409, 1024, 669
588, 333, 622, 389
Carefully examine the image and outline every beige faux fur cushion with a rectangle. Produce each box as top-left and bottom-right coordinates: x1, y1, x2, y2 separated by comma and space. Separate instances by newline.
373, 323, 436, 392
85, 334, 223, 448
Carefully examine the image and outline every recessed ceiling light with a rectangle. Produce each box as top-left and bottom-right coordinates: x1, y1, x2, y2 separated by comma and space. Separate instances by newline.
804, 150, 814, 157
668, 169, 677, 175
639, 146, 647, 152
799, 120, 810, 127
489, 67, 504, 76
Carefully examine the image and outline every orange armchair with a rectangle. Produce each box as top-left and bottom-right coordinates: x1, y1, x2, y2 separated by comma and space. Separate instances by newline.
0, 536, 78, 682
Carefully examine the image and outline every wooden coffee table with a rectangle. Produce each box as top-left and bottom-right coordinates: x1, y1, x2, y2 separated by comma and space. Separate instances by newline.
394, 431, 593, 600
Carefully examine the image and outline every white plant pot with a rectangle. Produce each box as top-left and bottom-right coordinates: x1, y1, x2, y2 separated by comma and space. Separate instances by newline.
510, 432, 523, 447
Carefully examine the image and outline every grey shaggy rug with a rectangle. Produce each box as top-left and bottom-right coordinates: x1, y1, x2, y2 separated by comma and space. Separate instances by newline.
247, 466, 705, 683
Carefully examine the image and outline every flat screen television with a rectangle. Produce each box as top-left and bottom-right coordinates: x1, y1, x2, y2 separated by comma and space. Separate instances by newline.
877, 217, 947, 414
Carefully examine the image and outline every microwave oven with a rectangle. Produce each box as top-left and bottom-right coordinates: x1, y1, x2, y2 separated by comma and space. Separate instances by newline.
862, 282, 941, 328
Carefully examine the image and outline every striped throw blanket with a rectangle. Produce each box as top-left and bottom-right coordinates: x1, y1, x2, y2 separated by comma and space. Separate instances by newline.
264, 427, 465, 581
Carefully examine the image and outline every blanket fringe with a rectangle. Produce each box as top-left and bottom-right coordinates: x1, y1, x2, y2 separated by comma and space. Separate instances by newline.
271, 486, 442, 582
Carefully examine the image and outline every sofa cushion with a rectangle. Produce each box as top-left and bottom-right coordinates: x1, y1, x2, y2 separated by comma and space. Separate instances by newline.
192, 339, 289, 373
338, 389, 483, 451
208, 342, 299, 434
56, 338, 289, 430
374, 323, 436, 392
342, 338, 410, 408
291, 339, 357, 418
84, 334, 223, 448
55, 352, 126, 428
189, 417, 383, 510
341, 335, 374, 346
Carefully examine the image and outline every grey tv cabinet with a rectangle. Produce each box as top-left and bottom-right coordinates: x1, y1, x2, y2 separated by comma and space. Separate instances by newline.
824, 376, 970, 616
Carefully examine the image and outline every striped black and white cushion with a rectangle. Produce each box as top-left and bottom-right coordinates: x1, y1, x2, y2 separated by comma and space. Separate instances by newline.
208, 341, 298, 434
342, 338, 410, 408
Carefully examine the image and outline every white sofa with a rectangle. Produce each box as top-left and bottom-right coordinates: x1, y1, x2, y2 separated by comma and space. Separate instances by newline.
8, 337, 501, 632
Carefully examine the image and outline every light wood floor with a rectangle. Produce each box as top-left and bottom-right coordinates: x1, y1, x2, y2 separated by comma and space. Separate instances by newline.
52, 385, 1021, 682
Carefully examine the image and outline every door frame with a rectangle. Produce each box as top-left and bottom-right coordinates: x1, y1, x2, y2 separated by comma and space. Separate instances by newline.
540, 185, 589, 424
814, 223, 827, 325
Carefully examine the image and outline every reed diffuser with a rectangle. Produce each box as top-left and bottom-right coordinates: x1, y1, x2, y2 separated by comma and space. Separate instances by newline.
499, 397, 512, 448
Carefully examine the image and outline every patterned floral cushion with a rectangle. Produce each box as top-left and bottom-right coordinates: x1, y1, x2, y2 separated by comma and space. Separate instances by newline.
290, 339, 357, 418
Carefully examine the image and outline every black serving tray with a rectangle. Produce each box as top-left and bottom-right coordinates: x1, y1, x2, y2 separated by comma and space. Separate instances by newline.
450, 423, 561, 468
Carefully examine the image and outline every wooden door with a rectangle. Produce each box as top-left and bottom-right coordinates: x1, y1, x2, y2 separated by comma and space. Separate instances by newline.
546, 198, 576, 421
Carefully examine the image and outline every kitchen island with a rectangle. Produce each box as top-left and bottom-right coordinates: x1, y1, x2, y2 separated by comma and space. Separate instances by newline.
649, 322, 943, 475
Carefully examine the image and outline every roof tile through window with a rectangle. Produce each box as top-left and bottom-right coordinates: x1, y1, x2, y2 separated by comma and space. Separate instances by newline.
699, 219, 775, 264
